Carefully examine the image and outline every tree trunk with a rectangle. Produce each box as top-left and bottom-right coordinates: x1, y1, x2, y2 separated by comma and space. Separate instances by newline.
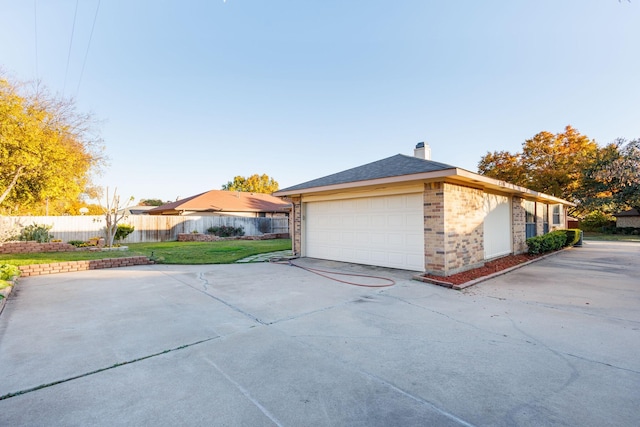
0, 166, 25, 207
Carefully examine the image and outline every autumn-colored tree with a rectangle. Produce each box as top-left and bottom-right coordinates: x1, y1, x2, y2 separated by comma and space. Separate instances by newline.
221, 174, 279, 194
0, 75, 103, 214
478, 126, 600, 202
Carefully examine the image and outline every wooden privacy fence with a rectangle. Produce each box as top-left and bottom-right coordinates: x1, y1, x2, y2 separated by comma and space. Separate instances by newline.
1, 215, 289, 243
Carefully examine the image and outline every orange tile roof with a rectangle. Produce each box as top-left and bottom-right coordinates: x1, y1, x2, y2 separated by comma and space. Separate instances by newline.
147, 190, 290, 215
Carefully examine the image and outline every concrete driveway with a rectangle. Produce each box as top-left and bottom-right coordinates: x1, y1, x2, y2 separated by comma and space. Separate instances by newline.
0, 241, 638, 426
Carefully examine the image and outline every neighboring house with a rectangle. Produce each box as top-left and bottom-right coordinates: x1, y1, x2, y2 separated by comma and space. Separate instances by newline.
118, 206, 156, 215
147, 190, 290, 218
274, 143, 573, 276
614, 208, 640, 228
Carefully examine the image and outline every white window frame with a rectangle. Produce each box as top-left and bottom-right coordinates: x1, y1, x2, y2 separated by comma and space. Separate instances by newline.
552, 204, 562, 226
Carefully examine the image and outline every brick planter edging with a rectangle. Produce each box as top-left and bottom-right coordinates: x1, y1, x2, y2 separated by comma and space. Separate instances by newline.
413, 248, 570, 291
0, 241, 80, 254
18, 256, 154, 278
178, 233, 290, 242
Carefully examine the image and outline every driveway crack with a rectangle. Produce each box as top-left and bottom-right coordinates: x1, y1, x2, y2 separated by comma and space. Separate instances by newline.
160, 271, 267, 325
0, 336, 218, 401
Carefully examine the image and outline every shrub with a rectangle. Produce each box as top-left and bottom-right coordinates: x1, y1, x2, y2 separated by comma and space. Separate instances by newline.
19, 223, 53, 243
207, 225, 245, 237
114, 224, 135, 241
0, 264, 21, 280
618, 227, 640, 235
580, 211, 615, 232
526, 230, 567, 255
67, 240, 86, 247
257, 218, 272, 234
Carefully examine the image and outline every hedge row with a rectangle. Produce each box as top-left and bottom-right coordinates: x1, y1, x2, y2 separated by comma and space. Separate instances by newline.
526, 229, 581, 255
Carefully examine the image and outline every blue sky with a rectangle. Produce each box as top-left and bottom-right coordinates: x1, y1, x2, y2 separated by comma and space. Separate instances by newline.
1, 0, 639, 203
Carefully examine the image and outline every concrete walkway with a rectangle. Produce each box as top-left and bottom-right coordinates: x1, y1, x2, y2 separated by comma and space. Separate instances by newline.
0, 241, 638, 426
235, 250, 293, 263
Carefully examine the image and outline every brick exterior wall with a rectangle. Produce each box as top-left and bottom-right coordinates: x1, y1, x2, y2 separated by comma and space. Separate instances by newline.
512, 197, 527, 254
424, 183, 484, 276
442, 183, 485, 275
177, 233, 289, 242
536, 202, 546, 236
291, 184, 563, 276
18, 256, 153, 277
423, 183, 446, 273
0, 241, 79, 254
291, 197, 302, 256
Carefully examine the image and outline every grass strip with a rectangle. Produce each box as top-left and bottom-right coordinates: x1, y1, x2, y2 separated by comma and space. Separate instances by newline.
0, 239, 291, 266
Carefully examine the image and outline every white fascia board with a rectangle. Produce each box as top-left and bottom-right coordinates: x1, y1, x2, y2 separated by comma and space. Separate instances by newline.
274, 167, 575, 207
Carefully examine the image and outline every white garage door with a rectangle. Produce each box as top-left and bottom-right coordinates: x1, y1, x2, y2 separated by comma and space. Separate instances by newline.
304, 194, 425, 271
483, 193, 512, 259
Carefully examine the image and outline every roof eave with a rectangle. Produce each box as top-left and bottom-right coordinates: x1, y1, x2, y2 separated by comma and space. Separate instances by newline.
273, 169, 460, 197
274, 168, 575, 207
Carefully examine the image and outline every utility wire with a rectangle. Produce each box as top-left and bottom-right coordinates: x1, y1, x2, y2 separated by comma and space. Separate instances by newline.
33, 0, 38, 80
76, 0, 101, 98
63, 0, 79, 96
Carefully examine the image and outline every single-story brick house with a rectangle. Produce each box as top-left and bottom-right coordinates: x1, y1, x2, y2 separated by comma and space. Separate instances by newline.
273, 144, 573, 276
614, 208, 640, 228
148, 190, 290, 218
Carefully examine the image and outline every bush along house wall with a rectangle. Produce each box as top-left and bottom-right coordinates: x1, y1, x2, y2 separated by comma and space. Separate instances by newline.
525, 229, 579, 255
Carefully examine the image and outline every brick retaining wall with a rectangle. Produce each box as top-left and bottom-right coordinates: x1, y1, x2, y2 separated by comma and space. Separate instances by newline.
0, 241, 79, 254
18, 256, 153, 277
178, 233, 290, 242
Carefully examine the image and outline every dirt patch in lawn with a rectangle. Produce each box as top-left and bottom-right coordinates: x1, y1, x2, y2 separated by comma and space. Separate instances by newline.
419, 253, 542, 287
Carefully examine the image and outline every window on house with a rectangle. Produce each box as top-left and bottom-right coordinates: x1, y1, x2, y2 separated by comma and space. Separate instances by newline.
552, 205, 561, 225
525, 201, 536, 239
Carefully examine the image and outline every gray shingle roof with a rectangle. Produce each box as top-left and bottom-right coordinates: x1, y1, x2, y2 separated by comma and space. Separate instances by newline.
279, 154, 456, 192
614, 208, 639, 217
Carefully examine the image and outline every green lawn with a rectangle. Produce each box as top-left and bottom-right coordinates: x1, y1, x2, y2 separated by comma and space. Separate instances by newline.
0, 239, 292, 266
582, 232, 640, 242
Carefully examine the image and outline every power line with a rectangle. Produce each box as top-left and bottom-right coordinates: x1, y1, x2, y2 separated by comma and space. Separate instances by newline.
63, 0, 79, 96
33, 0, 38, 80
76, 0, 101, 98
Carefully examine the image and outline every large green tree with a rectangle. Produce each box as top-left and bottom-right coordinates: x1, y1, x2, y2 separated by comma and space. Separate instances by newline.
0, 75, 103, 214
478, 126, 600, 203
579, 138, 640, 214
222, 174, 279, 194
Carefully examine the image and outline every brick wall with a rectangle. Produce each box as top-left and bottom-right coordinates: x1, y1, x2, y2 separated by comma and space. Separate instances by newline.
423, 183, 445, 274
0, 241, 79, 254
177, 233, 289, 242
18, 256, 153, 277
512, 197, 527, 254
291, 197, 302, 256
424, 183, 485, 276
536, 202, 546, 236
442, 183, 485, 275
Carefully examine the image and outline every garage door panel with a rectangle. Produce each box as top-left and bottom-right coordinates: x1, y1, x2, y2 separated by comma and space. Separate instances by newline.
305, 194, 425, 271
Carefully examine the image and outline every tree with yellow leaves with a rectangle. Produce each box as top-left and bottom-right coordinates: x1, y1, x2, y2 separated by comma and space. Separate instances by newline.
0, 75, 104, 214
221, 174, 279, 194
478, 126, 599, 202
